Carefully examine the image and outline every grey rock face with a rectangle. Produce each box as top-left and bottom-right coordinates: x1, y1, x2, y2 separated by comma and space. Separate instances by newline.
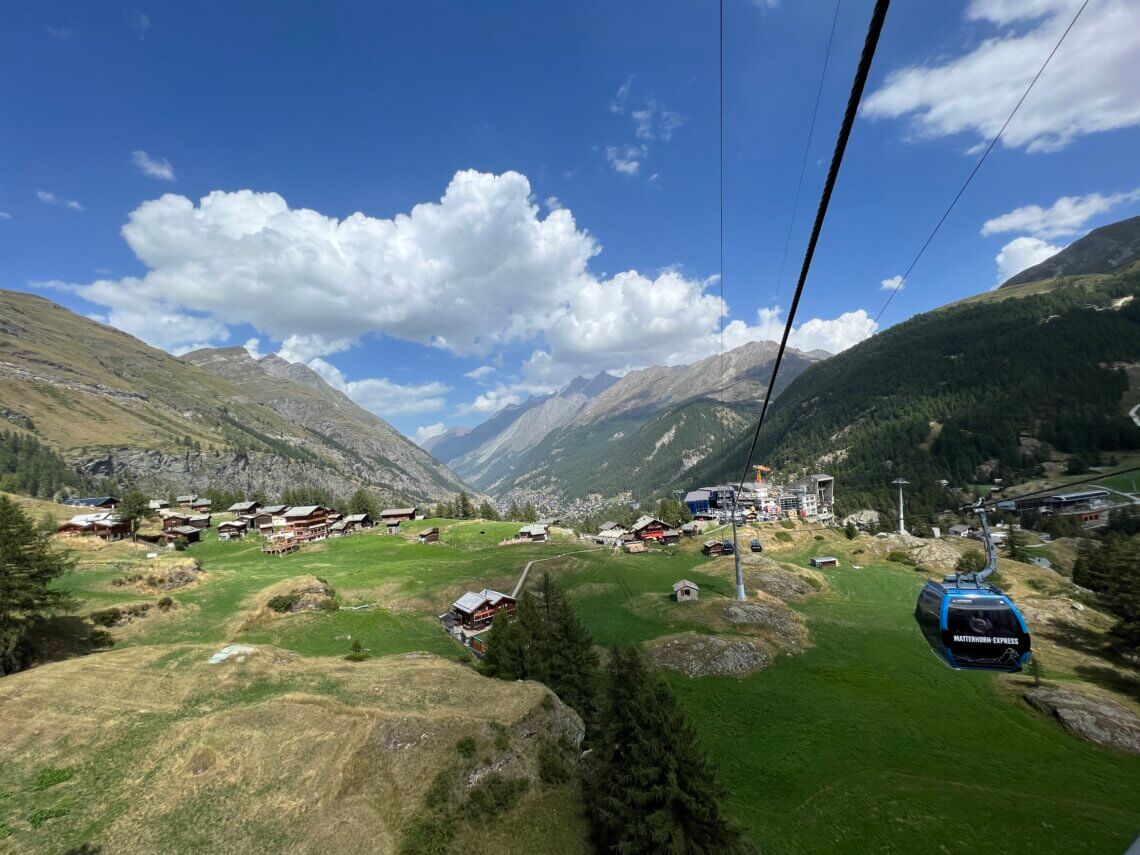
1024, 687, 1140, 755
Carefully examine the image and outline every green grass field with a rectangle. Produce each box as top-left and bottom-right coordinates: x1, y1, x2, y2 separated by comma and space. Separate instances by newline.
40, 520, 1140, 853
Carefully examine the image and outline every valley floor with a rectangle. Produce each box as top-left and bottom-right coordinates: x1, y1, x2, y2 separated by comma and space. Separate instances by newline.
2, 513, 1138, 853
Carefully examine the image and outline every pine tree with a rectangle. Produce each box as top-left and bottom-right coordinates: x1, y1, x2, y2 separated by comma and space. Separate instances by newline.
522, 502, 538, 523
506, 500, 521, 521
477, 500, 501, 521
348, 487, 380, 520
455, 491, 474, 519
0, 496, 75, 675
583, 645, 750, 854
1005, 527, 1028, 562
117, 490, 155, 542
480, 611, 524, 679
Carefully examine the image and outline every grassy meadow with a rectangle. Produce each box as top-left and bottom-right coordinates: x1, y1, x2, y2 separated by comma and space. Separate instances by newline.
4, 514, 1140, 853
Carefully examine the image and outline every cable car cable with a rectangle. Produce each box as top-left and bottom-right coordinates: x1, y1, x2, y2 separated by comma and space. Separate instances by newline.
863, 0, 1090, 336
736, 0, 891, 495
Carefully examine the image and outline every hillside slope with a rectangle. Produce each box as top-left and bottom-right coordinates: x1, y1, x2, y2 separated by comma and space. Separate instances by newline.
1001, 214, 1140, 288
691, 263, 1140, 515
0, 290, 466, 501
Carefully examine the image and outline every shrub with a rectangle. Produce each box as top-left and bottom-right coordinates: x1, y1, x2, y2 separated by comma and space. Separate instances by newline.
540, 693, 555, 711
398, 814, 457, 855
344, 652, 370, 662
156, 596, 174, 611
89, 608, 122, 627
31, 767, 73, 791
537, 739, 573, 786
490, 721, 510, 752
173, 535, 189, 551
775, 531, 793, 543
266, 593, 300, 613
455, 736, 477, 760
814, 535, 824, 541
887, 551, 918, 567
29, 806, 69, 828
852, 548, 864, 555
0, 821, 10, 839
464, 773, 528, 818
423, 770, 453, 811
320, 597, 340, 613
779, 519, 795, 530
805, 576, 823, 590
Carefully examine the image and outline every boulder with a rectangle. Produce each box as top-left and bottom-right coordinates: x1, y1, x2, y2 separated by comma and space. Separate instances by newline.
841, 509, 879, 529
646, 633, 770, 678
1024, 687, 1140, 756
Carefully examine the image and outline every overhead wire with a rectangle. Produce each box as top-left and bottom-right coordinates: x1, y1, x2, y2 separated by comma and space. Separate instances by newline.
736, 0, 891, 493
864, 0, 1090, 336
758, 0, 844, 386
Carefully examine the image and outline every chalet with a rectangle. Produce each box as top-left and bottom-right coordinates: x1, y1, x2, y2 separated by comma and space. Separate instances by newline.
630, 516, 670, 541
63, 496, 119, 509
673, 579, 700, 602
594, 524, 626, 546
161, 525, 201, 545
283, 505, 331, 541
328, 520, 348, 537
148, 499, 170, 511
623, 541, 647, 554
162, 513, 193, 530
227, 500, 261, 514
57, 512, 118, 537
176, 494, 196, 509
190, 498, 213, 512
446, 589, 517, 632
253, 505, 288, 529
680, 521, 700, 537
188, 514, 212, 530
702, 540, 724, 557
217, 520, 247, 541
517, 524, 548, 542
342, 513, 373, 533
418, 527, 440, 543
661, 529, 681, 546
380, 507, 417, 526
599, 521, 623, 532
810, 556, 839, 569
947, 524, 971, 538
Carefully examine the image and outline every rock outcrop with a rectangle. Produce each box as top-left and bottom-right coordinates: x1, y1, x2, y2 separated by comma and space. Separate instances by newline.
1024, 687, 1140, 755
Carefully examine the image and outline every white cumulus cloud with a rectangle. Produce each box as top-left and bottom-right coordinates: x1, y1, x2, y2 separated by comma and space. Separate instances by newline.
880, 275, 905, 291
308, 357, 449, 416
132, 150, 176, 181
605, 145, 644, 176
464, 365, 496, 381
982, 188, 1140, 239
863, 0, 1140, 153
415, 422, 447, 445
994, 236, 1064, 283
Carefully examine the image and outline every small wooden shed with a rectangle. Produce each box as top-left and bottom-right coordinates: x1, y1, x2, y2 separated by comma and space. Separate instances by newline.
418, 527, 440, 544
702, 540, 724, 557
673, 579, 700, 602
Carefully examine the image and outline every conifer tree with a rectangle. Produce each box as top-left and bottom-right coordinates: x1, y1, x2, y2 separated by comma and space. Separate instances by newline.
455, 491, 474, 519
117, 490, 155, 542
480, 611, 524, 679
583, 645, 751, 854
522, 502, 539, 523
506, 500, 521, 521
477, 500, 501, 521
0, 496, 75, 675
348, 487, 381, 520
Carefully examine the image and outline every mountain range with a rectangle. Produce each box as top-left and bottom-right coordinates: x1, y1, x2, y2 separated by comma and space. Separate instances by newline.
0, 290, 466, 502
428, 340, 823, 507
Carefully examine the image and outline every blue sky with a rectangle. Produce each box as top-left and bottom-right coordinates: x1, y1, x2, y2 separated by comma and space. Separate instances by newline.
3, 0, 1139, 442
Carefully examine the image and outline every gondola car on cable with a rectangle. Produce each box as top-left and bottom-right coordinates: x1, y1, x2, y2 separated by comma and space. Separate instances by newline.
750, 538, 763, 553
914, 505, 1031, 673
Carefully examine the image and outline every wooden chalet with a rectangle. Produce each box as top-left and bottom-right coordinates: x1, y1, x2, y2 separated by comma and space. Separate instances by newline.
673, 579, 700, 602
253, 505, 289, 534
447, 589, 517, 632
57, 511, 124, 539
342, 513, 373, 532
417, 527, 440, 543
594, 524, 626, 546
680, 522, 700, 537
188, 514, 212, 530
380, 507, 416, 525
517, 524, 548, 542
148, 499, 170, 511
630, 515, 670, 541
161, 525, 201, 545
702, 540, 724, 557
176, 494, 196, 509
217, 520, 247, 541
162, 513, 193, 530
227, 500, 261, 514
661, 529, 681, 546
190, 498, 213, 512
63, 496, 120, 509
282, 505, 331, 541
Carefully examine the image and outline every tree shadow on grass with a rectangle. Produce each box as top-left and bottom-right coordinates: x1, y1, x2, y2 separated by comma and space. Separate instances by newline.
1073, 663, 1140, 702
25, 615, 114, 668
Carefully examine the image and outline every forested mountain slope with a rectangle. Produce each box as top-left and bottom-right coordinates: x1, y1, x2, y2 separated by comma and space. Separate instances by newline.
0, 290, 467, 501
689, 265, 1140, 515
